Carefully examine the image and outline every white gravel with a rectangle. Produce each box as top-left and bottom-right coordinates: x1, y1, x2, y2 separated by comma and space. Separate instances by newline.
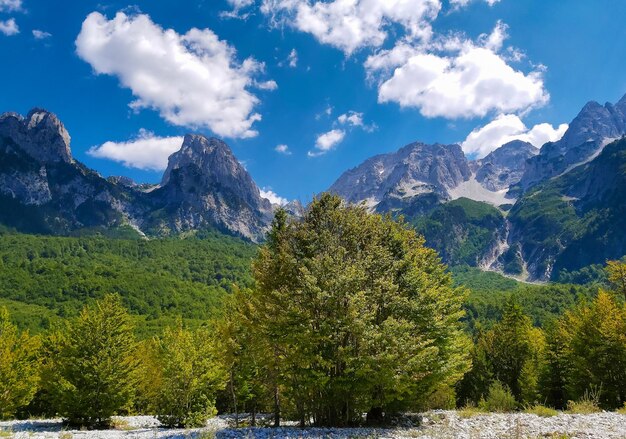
1, 411, 626, 439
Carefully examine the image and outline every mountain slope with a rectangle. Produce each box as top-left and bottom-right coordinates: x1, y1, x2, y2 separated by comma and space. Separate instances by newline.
509, 137, 626, 281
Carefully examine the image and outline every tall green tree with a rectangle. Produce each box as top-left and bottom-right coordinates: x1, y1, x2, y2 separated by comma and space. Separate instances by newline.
152, 323, 226, 428
0, 307, 40, 419
559, 291, 626, 408
43, 294, 139, 427
250, 194, 470, 426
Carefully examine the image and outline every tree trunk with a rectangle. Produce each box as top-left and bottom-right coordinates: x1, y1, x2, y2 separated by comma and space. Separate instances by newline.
229, 371, 238, 428
273, 385, 280, 427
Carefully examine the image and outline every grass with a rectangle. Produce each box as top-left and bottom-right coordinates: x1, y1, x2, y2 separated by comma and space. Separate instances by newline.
617, 403, 626, 415
458, 403, 486, 418
524, 404, 559, 417
111, 418, 134, 431
566, 387, 602, 414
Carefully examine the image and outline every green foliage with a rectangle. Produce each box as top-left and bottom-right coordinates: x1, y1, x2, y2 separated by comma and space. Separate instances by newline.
478, 381, 517, 412
0, 232, 256, 336
606, 260, 626, 300
246, 194, 471, 426
555, 292, 626, 409
458, 301, 545, 406
43, 295, 140, 427
0, 307, 40, 419
151, 323, 226, 428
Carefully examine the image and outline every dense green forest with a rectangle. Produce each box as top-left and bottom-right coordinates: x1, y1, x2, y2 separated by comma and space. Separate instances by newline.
0, 230, 256, 336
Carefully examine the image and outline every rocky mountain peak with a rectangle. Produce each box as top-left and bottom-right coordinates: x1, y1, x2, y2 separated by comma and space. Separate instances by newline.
329, 141, 471, 210
0, 108, 72, 164
474, 140, 538, 192
519, 95, 626, 190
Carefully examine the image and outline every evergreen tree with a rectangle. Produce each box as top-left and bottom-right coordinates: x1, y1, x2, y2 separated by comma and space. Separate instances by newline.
43, 294, 139, 427
152, 323, 226, 428
0, 307, 40, 419
249, 194, 470, 426
560, 291, 626, 409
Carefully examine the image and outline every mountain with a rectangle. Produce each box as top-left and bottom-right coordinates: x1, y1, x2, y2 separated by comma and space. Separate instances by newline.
0, 109, 274, 242
329, 93, 626, 281
509, 137, 626, 281
474, 140, 538, 195
329, 142, 471, 214
518, 94, 626, 191
145, 134, 273, 241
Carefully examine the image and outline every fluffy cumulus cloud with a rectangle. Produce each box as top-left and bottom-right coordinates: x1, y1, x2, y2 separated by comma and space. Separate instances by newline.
261, 0, 441, 55
76, 11, 275, 139
0, 0, 21, 12
309, 129, 346, 156
462, 114, 568, 157
0, 18, 19, 36
365, 22, 549, 119
260, 188, 289, 205
87, 129, 184, 171
275, 144, 291, 154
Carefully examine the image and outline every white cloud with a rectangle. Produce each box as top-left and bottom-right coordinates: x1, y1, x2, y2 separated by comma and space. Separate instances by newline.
337, 110, 377, 132
309, 129, 345, 156
275, 144, 291, 154
288, 48, 298, 67
0, 18, 19, 36
261, 0, 441, 55
32, 29, 52, 40
260, 188, 288, 205
87, 129, 184, 171
0, 0, 21, 12
76, 11, 275, 139
450, 0, 500, 7
365, 22, 549, 119
461, 113, 568, 158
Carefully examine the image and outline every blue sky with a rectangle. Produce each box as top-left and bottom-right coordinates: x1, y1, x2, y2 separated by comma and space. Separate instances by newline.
1, 0, 626, 204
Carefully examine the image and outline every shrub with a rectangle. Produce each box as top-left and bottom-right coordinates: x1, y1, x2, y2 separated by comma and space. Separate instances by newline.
566, 387, 601, 414
479, 381, 517, 412
524, 404, 558, 417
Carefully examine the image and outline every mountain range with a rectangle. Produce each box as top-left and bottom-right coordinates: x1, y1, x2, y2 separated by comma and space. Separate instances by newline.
1, 93, 626, 282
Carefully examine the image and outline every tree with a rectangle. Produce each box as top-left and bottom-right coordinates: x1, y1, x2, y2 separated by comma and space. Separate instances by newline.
0, 307, 40, 419
216, 287, 271, 427
249, 194, 471, 426
559, 291, 626, 409
43, 294, 139, 427
606, 260, 626, 301
152, 323, 226, 428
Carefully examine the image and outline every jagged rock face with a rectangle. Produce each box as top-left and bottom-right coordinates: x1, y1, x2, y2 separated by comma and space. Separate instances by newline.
520, 94, 626, 190
329, 142, 471, 210
0, 109, 144, 234
0, 110, 273, 241
474, 140, 538, 191
148, 135, 273, 242
0, 109, 72, 164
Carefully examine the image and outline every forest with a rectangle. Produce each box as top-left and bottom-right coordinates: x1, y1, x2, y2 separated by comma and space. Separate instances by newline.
1, 194, 625, 428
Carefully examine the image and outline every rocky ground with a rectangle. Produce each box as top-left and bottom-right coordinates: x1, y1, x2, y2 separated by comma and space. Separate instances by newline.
1, 411, 626, 439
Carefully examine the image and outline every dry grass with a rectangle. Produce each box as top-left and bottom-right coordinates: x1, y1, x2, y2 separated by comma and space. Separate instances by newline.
524, 405, 559, 417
